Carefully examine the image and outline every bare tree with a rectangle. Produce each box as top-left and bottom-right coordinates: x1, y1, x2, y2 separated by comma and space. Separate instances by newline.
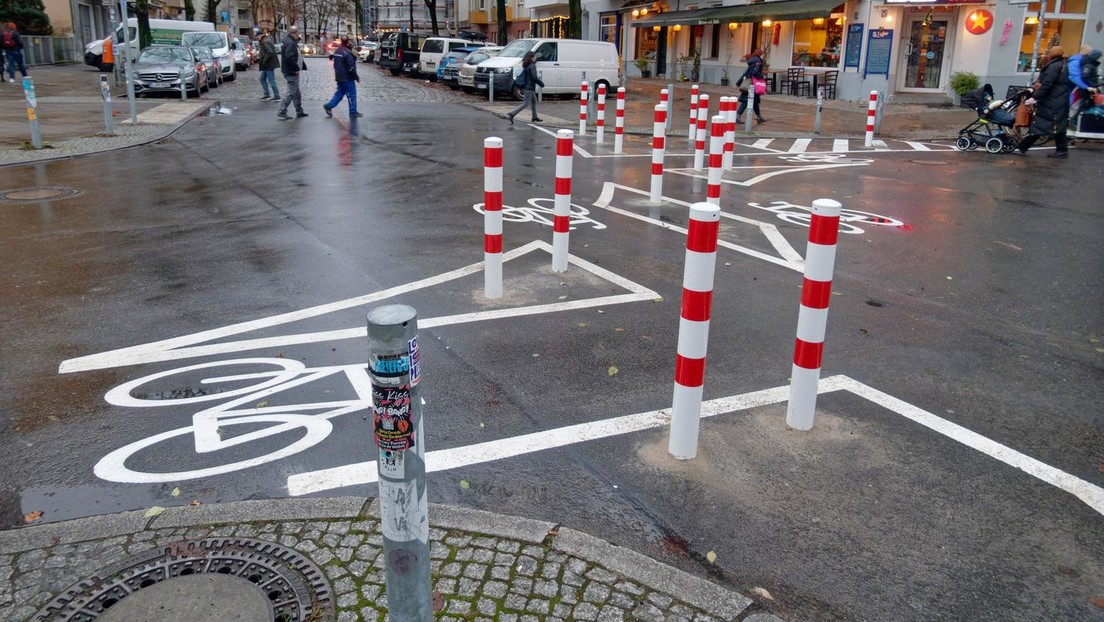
424, 0, 439, 35
496, 0, 505, 44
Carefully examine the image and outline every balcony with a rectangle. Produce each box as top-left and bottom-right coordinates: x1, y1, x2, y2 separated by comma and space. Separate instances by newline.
525, 0, 567, 9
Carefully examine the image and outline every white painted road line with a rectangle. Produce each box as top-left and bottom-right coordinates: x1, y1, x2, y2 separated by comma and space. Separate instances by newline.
288, 374, 1104, 519
905, 141, 932, 151
59, 241, 659, 373
871, 139, 890, 151
788, 139, 812, 153
751, 139, 776, 151
832, 139, 849, 152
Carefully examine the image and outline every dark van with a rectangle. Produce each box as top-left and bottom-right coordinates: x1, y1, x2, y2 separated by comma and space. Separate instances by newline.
379, 32, 425, 76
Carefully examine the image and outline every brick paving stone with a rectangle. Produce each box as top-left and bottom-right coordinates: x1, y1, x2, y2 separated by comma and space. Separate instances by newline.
500, 614, 519, 622
335, 547, 354, 562
496, 540, 522, 553
573, 601, 601, 620
613, 580, 644, 595
477, 597, 498, 615
441, 561, 462, 577
311, 548, 336, 566
610, 591, 638, 609
435, 577, 458, 594
359, 605, 381, 620
515, 556, 538, 576
491, 564, 511, 581
567, 558, 588, 574
586, 566, 619, 584
504, 592, 527, 611
520, 615, 540, 622
347, 559, 370, 576
526, 597, 552, 614
472, 548, 495, 563
455, 548, 474, 561
484, 580, 508, 598
360, 583, 382, 601
458, 577, 480, 597
494, 551, 517, 565
563, 570, 585, 586
430, 542, 451, 559
339, 535, 361, 547
463, 562, 488, 579
510, 577, 534, 595
597, 605, 627, 622
327, 563, 348, 579
471, 536, 497, 548
553, 603, 573, 618
534, 578, 558, 598
351, 520, 375, 532
584, 582, 612, 604
337, 592, 358, 608
632, 601, 667, 622
670, 603, 695, 618
647, 591, 674, 608
447, 598, 473, 614
322, 533, 341, 547
445, 534, 472, 548
541, 561, 562, 579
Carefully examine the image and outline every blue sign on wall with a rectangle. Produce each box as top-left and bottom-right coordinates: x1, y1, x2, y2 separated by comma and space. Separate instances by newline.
844, 23, 863, 69
864, 28, 893, 79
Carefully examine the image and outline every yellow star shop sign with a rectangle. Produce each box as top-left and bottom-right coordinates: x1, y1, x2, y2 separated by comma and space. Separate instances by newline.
966, 9, 994, 35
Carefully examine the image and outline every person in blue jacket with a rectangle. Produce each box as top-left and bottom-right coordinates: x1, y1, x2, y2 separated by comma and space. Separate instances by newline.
1067, 44, 1101, 119
323, 38, 361, 118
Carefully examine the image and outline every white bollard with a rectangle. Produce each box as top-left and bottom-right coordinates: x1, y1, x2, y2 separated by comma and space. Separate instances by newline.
596, 84, 606, 144
483, 137, 504, 299
786, 199, 843, 431
614, 87, 625, 154
865, 90, 878, 148
707, 114, 725, 206
693, 93, 709, 172
722, 97, 736, 171
669, 202, 721, 460
551, 129, 574, 272
579, 82, 588, 135
650, 104, 667, 203
688, 84, 699, 143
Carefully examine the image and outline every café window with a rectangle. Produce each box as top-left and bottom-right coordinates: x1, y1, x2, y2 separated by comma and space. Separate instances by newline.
636, 26, 658, 61
791, 8, 845, 67
1018, 0, 1085, 72
599, 12, 618, 48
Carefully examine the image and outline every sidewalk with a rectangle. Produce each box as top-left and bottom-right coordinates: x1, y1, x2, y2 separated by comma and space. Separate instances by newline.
2, 498, 781, 622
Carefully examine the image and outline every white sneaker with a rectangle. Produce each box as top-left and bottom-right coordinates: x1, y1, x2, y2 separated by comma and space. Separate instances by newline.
7, 79, 13, 83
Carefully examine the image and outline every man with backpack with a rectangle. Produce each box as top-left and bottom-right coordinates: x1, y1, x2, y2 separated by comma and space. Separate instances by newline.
1067, 44, 1101, 120
2, 22, 28, 83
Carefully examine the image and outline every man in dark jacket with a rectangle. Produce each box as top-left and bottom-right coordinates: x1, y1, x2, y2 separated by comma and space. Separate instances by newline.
1017, 46, 1070, 158
258, 32, 280, 101
322, 38, 360, 118
277, 26, 307, 120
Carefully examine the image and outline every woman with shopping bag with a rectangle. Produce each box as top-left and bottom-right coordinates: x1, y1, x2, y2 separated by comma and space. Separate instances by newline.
735, 49, 768, 124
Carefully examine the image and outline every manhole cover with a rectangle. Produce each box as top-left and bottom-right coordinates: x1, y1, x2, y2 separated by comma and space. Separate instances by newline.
32, 537, 334, 622
0, 185, 82, 203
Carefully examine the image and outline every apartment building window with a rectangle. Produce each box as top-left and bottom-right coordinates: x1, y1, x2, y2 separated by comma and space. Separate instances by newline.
599, 13, 617, 47
1019, 0, 1086, 72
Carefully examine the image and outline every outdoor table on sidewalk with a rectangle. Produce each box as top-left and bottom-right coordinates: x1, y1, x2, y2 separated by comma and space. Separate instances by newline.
766, 69, 785, 94
802, 67, 835, 97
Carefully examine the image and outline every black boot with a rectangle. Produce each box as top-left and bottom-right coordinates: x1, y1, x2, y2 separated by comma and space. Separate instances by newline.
1016, 134, 1038, 154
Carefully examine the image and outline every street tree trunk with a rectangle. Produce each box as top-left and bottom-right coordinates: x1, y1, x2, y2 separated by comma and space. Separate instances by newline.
568, 0, 580, 39
425, 0, 438, 35
496, 0, 506, 45
184, 0, 196, 21
136, 0, 152, 48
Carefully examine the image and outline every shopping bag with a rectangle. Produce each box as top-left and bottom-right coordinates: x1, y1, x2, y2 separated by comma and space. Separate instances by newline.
752, 76, 767, 95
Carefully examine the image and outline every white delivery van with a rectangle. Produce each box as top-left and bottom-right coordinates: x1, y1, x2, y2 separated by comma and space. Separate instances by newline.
418, 37, 485, 80
84, 18, 214, 70
473, 38, 620, 99
182, 31, 236, 81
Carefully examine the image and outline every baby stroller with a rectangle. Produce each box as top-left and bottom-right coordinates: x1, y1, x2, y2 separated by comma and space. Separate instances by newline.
956, 84, 1023, 153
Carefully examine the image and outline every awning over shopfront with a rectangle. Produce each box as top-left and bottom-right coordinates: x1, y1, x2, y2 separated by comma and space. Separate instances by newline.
697, 0, 843, 24
629, 8, 724, 28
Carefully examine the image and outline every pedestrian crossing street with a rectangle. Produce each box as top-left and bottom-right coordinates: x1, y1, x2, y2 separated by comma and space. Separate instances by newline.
736, 138, 954, 153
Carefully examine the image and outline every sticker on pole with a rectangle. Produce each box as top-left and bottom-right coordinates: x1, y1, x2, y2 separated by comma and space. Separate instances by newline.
373, 384, 414, 450
373, 353, 409, 376
379, 478, 429, 543
408, 337, 421, 386
379, 450, 405, 478
23, 77, 36, 109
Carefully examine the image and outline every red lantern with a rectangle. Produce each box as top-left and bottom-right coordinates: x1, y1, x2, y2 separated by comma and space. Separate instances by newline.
965, 9, 994, 35
772, 22, 781, 45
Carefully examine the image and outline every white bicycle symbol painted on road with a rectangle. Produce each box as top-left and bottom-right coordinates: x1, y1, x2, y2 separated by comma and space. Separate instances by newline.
96, 357, 372, 483
473, 197, 607, 230
746, 200, 904, 234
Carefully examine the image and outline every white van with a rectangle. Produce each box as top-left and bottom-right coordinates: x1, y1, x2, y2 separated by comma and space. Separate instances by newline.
182, 31, 236, 81
84, 18, 213, 70
419, 37, 485, 80
473, 38, 620, 98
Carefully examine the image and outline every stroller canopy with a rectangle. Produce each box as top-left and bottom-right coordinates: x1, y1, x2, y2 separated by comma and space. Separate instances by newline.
960, 84, 995, 111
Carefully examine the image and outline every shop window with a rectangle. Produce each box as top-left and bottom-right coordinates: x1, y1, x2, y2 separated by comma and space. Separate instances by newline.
635, 26, 658, 61
1019, 0, 1086, 72
599, 13, 618, 47
710, 24, 720, 59
791, 10, 844, 67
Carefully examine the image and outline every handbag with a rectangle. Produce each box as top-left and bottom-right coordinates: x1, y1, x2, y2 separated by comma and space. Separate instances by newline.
1014, 103, 1033, 127
752, 76, 767, 95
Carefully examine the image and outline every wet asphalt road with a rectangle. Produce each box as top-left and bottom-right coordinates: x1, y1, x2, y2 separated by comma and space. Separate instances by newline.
1, 58, 1103, 622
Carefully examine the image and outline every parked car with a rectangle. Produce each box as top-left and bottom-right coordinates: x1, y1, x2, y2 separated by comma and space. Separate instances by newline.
191, 45, 222, 87
300, 42, 318, 56
419, 37, 485, 81
436, 47, 483, 84
325, 39, 342, 55
378, 32, 425, 76
131, 45, 207, 97
474, 38, 620, 99
357, 41, 379, 63
456, 47, 502, 92
183, 31, 236, 81
231, 37, 250, 70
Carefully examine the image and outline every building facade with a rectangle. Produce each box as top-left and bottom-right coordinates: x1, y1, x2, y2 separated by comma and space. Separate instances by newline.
585, 0, 1103, 101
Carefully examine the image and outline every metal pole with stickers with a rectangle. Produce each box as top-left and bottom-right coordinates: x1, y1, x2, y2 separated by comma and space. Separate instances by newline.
23, 77, 42, 149
367, 305, 431, 622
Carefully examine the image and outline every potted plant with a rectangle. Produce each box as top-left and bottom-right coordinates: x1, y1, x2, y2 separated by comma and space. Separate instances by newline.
634, 56, 651, 79
949, 70, 979, 105
720, 67, 730, 86
690, 48, 702, 82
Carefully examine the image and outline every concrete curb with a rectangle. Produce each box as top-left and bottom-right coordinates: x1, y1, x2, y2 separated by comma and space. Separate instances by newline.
0, 497, 767, 619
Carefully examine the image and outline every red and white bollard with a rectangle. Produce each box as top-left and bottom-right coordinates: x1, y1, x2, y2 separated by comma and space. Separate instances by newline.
483, 137, 504, 299
707, 114, 725, 206
693, 93, 709, 171
864, 91, 878, 148
660, 87, 669, 113
596, 84, 607, 144
614, 87, 625, 154
650, 104, 667, 203
579, 82, 589, 136
688, 84, 699, 143
786, 198, 842, 431
551, 129, 574, 272
669, 201, 721, 460
722, 97, 736, 171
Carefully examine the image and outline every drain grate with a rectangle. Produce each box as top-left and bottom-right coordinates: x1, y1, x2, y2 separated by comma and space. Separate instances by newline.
32, 537, 334, 622
0, 186, 83, 204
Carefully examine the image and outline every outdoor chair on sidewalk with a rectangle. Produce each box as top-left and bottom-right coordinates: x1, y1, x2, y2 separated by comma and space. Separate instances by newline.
781, 67, 811, 97
822, 70, 838, 99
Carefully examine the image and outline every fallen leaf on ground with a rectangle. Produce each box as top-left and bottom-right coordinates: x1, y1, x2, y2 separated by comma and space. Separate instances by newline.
578, 322, 588, 327
608, 366, 619, 376
1091, 596, 1104, 610
460, 480, 470, 490
171, 487, 181, 497
752, 587, 774, 601
256, 400, 268, 408
706, 550, 717, 563
558, 295, 567, 300
144, 506, 165, 518
597, 309, 605, 314
23, 511, 43, 524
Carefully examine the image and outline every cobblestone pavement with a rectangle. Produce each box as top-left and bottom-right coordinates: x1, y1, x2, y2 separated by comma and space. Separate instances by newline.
1, 499, 772, 622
